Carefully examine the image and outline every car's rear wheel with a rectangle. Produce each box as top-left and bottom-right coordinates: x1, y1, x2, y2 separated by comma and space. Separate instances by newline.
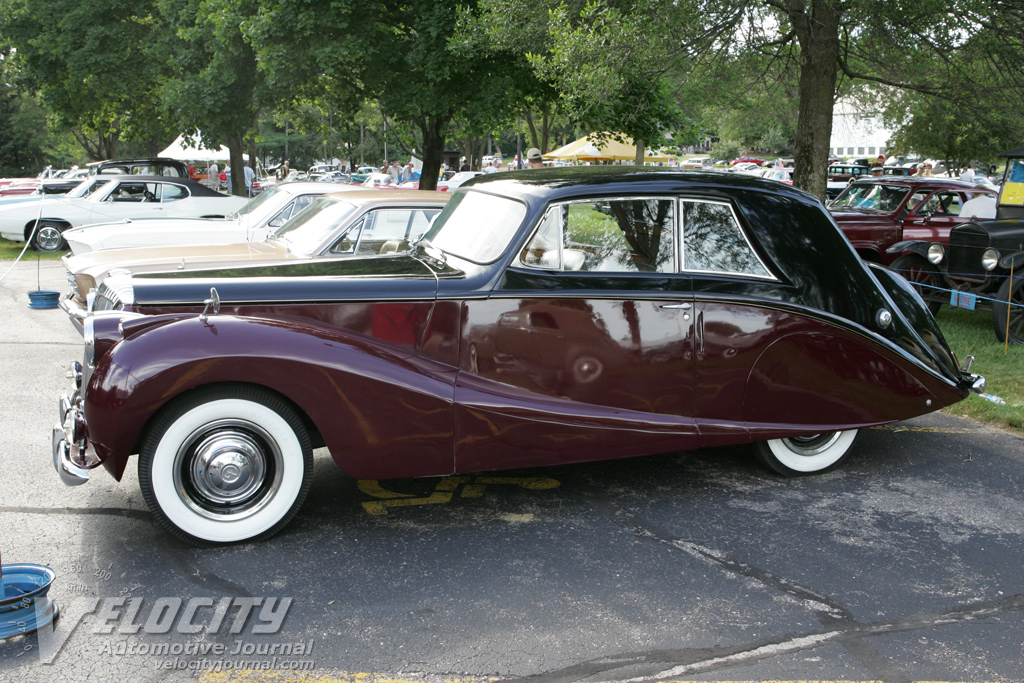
31, 221, 68, 252
992, 275, 1024, 345
139, 386, 313, 546
890, 254, 942, 315
755, 429, 858, 476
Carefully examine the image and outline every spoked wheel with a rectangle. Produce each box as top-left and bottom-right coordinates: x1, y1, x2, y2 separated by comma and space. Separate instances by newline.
992, 275, 1024, 345
755, 429, 859, 477
889, 254, 942, 315
31, 221, 68, 252
139, 386, 313, 546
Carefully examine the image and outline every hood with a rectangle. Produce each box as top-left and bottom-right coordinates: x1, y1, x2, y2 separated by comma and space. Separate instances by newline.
828, 207, 897, 222
65, 217, 236, 252
129, 254, 444, 307
68, 240, 292, 281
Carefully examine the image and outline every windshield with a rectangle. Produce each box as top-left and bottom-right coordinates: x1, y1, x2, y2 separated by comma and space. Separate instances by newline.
830, 183, 911, 212
270, 197, 357, 254
423, 190, 527, 263
66, 178, 107, 199
230, 185, 283, 220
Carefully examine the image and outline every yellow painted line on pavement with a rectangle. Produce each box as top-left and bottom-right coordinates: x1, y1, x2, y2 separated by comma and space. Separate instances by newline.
358, 475, 559, 515
869, 425, 979, 433
199, 673, 1003, 683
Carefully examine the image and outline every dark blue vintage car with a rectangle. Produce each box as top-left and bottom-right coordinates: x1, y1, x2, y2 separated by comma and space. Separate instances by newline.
53, 167, 985, 545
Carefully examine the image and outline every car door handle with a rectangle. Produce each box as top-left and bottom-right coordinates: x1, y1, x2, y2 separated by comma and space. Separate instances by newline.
659, 302, 692, 310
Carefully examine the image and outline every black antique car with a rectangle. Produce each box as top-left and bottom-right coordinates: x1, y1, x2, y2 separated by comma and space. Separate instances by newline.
888, 146, 1024, 343
53, 167, 985, 546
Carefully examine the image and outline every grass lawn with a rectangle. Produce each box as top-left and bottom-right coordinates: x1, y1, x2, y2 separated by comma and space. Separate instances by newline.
0, 239, 66, 261
935, 305, 1024, 431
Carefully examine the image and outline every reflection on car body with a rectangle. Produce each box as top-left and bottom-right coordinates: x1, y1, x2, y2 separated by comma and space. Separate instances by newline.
51, 167, 985, 546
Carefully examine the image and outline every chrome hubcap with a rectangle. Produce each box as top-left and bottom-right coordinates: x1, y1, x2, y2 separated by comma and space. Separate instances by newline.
174, 419, 281, 520
37, 227, 62, 251
781, 431, 842, 456
190, 433, 265, 505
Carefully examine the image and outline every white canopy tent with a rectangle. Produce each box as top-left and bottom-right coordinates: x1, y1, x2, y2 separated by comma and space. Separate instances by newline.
158, 135, 248, 162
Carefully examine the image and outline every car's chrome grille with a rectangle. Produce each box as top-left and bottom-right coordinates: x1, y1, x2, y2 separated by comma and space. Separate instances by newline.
947, 229, 989, 282
94, 279, 133, 311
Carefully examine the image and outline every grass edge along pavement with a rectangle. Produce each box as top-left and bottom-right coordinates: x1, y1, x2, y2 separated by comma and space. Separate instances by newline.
935, 306, 1024, 432
2, 251, 1021, 433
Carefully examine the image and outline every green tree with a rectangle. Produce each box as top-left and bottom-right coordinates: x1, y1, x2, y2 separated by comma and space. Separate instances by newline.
3, 0, 177, 158
250, 0, 537, 189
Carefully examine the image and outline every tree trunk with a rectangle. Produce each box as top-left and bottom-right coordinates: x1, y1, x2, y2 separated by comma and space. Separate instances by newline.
416, 115, 450, 191
225, 133, 246, 196
634, 138, 646, 166
789, 0, 842, 202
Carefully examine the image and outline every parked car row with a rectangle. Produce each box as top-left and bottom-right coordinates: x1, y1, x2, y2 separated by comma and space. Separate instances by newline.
48, 167, 985, 546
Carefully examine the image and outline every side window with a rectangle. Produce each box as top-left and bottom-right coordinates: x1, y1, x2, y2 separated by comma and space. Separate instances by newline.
520, 208, 562, 268
158, 184, 188, 202
521, 198, 675, 273
108, 183, 148, 201
356, 208, 439, 255
681, 200, 771, 278
906, 190, 930, 213
328, 220, 361, 254
268, 195, 317, 228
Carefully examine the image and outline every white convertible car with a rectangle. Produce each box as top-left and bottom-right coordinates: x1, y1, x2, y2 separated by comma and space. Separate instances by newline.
0, 176, 248, 251
61, 182, 358, 255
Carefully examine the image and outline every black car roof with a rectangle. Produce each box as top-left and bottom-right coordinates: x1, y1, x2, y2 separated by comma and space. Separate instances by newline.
94, 175, 229, 197
460, 166, 819, 206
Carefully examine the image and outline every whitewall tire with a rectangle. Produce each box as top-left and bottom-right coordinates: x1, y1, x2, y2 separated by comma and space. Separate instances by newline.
139, 386, 313, 546
755, 429, 858, 477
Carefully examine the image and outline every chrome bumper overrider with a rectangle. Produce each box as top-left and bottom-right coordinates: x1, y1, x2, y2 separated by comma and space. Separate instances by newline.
58, 292, 89, 335
52, 390, 95, 486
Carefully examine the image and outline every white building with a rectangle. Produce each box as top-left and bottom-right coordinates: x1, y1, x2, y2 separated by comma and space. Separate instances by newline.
829, 98, 892, 159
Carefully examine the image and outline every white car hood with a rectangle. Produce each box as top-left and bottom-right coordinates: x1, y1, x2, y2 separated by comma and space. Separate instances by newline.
63, 216, 273, 254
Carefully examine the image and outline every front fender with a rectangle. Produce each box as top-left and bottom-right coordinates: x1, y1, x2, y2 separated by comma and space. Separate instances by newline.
886, 240, 932, 259
85, 315, 457, 481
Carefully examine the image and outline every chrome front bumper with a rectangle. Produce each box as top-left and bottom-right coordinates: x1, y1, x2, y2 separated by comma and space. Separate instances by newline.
58, 292, 89, 335
52, 392, 94, 486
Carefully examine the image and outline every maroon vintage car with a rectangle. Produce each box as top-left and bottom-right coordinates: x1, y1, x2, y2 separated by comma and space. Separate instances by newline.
829, 177, 997, 262
53, 168, 985, 545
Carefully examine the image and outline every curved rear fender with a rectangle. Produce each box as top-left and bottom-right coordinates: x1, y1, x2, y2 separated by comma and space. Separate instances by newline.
744, 328, 964, 440
86, 315, 456, 481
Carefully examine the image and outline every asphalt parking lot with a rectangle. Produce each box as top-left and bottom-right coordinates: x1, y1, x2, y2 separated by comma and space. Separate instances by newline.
1, 257, 1023, 683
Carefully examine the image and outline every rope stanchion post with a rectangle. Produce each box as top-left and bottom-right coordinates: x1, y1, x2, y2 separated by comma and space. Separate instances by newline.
1006, 262, 1015, 355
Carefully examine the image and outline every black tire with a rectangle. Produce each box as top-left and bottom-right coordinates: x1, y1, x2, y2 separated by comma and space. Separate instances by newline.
31, 221, 68, 252
992, 275, 1024, 345
754, 430, 859, 477
138, 385, 313, 546
889, 254, 942, 315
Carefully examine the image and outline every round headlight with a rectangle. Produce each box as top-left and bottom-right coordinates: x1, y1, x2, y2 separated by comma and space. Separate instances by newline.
927, 243, 944, 264
982, 248, 1000, 271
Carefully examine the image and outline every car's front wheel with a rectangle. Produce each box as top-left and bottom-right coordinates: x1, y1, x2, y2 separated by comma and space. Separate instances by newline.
889, 254, 942, 315
31, 221, 68, 252
139, 385, 313, 546
992, 275, 1024, 345
754, 430, 859, 476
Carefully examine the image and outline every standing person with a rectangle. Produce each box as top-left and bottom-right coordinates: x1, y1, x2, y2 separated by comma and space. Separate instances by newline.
209, 161, 219, 188
401, 161, 413, 183
959, 165, 976, 183
224, 165, 232, 194
460, 157, 470, 172
483, 160, 499, 174
243, 161, 256, 196
282, 160, 290, 179
526, 148, 544, 169
387, 160, 402, 183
